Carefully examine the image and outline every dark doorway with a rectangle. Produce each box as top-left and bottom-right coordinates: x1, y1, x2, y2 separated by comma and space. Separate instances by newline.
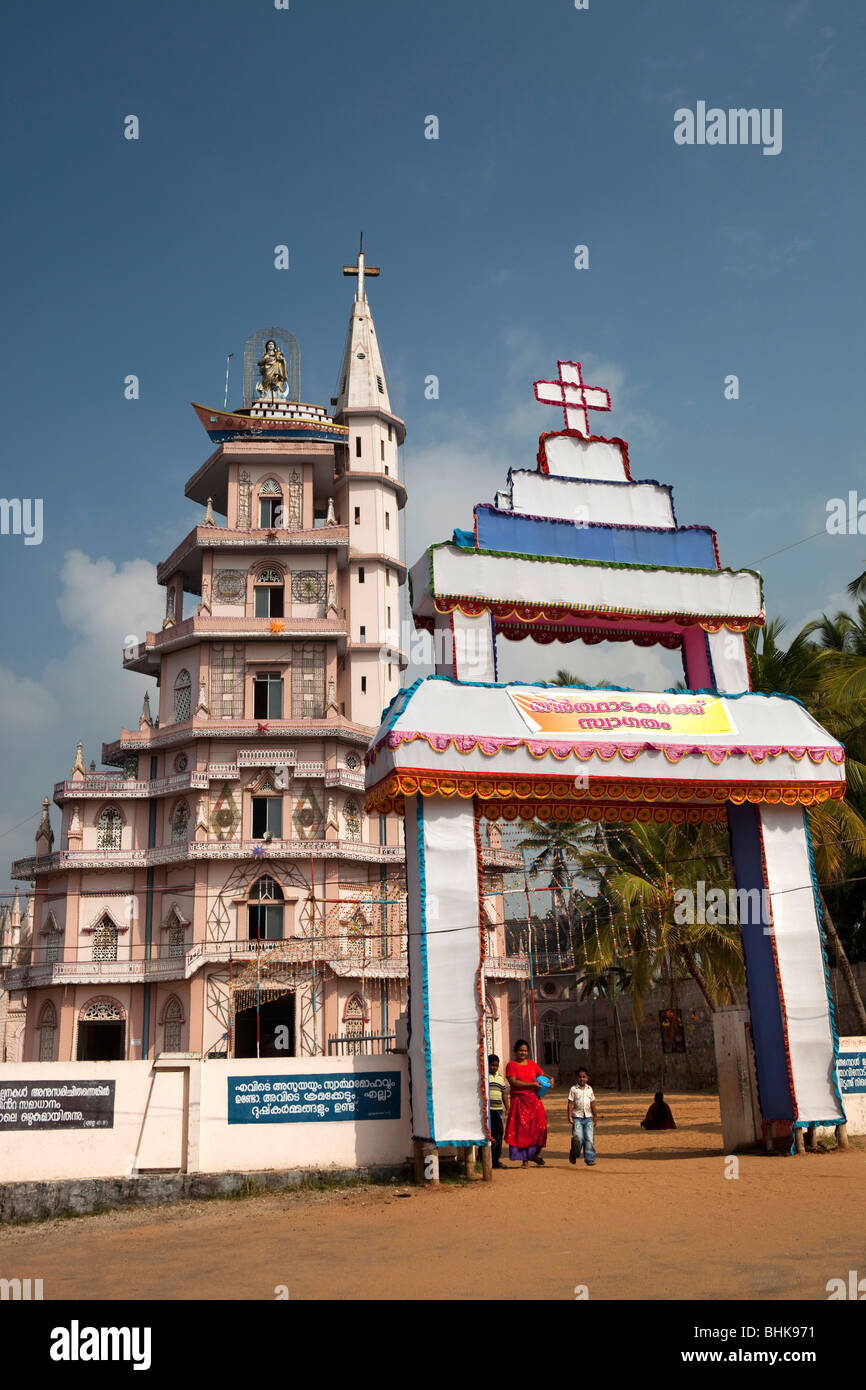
76, 1021, 125, 1061
233, 993, 295, 1058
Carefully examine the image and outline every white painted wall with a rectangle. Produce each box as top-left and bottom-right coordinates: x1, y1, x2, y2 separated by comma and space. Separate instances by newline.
837, 1036, 866, 1135
0, 1055, 411, 1183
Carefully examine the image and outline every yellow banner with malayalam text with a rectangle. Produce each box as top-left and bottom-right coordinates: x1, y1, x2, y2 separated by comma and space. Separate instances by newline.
507, 687, 736, 740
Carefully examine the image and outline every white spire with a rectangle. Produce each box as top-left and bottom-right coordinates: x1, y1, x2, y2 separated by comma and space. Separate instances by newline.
333, 236, 403, 437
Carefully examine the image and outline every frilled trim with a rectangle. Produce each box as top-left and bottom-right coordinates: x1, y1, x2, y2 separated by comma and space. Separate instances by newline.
419, 595, 762, 633
364, 769, 844, 816
369, 727, 845, 769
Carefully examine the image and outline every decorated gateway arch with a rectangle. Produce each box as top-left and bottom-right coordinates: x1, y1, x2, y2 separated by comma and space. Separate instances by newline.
364, 360, 846, 1158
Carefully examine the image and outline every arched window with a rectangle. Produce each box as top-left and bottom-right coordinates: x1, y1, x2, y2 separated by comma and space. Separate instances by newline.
163, 996, 183, 1052
97, 807, 122, 850
38, 1001, 57, 1061
344, 994, 366, 1054
344, 799, 362, 843
248, 876, 284, 942
174, 669, 192, 722
92, 915, 118, 962
171, 801, 189, 845
259, 479, 283, 528
254, 568, 285, 619
542, 1012, 560, 1066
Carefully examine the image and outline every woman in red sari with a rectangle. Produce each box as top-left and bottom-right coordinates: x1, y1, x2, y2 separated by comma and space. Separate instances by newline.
504, 1039, 552, 1167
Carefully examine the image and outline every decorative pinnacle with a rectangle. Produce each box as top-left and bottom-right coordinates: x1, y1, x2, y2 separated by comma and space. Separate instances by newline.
139, 690, 154, 728
36, 796, 54, 847
203, 496, 216, 527
71, 740, 86, 777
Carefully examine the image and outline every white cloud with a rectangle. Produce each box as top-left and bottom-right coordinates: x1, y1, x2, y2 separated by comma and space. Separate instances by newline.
0, 551, 161, 870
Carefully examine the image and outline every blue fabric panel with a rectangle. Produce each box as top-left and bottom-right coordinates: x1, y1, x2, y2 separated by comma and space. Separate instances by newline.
474, 504, 717, 569
727, 803, 794, 1123
453, 528, 475, 548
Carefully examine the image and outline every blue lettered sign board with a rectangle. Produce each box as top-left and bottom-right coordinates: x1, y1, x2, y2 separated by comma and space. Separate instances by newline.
837, 1052, 866, 1094
227, 1071, 402, 1124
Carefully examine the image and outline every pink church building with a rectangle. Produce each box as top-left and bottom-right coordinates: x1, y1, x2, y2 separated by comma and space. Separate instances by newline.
3, 249, 528, 1064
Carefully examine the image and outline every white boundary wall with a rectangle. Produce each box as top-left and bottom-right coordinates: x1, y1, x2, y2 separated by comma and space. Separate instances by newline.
0, 1056, 410, 1183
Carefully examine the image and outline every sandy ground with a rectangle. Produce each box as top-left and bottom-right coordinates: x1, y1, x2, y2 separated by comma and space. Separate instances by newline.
1, 1090, 863, 1301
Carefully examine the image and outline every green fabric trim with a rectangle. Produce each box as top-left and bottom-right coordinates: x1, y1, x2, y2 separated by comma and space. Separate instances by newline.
424, 542, 764, 607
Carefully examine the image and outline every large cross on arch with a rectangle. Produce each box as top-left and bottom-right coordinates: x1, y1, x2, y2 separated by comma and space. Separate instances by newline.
534, 360, 611, 437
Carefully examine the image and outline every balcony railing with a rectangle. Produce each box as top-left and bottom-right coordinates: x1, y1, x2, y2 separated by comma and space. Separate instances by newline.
3, 941, 531, 989
12, 838, 406, 876
327, 1033, 397, 1057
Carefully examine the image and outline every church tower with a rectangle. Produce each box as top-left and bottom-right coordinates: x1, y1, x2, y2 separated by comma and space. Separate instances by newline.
332, 237, 406, 726
6, 248, 412, 1063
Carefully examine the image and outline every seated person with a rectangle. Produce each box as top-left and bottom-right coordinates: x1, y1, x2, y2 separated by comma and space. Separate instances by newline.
641, 1090, 676, 1130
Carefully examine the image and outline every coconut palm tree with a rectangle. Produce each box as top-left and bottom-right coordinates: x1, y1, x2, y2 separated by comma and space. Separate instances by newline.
568, 818, 745, 1024
748, 611, 866, 1029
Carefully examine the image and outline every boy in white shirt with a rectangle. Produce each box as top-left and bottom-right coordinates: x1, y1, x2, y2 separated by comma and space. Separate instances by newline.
567, 1067, 598, 1167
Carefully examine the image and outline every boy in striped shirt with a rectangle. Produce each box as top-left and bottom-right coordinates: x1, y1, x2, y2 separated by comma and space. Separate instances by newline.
488, 1054, 509, 1169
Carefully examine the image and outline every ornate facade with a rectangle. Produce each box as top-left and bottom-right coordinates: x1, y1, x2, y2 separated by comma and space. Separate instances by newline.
4, 250, 528, 1063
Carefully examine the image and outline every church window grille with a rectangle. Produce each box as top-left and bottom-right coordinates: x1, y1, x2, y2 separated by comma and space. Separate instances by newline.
164, 997, 183, 1052
97, 807, 122, 850
39, 1003, 57, 1061
167, 920, 186, 958
542, 1012, 560, 1066
174, 669, 192, 722
123, 754, 139, 779
292, 644, 325, 719
345, 913, 366, 960
343, 995, 366, 1053
92, 917, 118, 962
377, 376, 384, 395
82, 999, 122, 1021
171, 801, 189, 845
344, 799, 362, 843
210, 644, 245, 718
46, 925, 63, 964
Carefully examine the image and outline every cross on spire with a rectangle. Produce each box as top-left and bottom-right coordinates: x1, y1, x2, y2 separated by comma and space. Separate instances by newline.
533, 360, 611, 437
342, 232, 380, 301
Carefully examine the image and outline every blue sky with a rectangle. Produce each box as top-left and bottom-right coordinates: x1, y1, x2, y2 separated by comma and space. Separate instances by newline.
1, 0, 864, 869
